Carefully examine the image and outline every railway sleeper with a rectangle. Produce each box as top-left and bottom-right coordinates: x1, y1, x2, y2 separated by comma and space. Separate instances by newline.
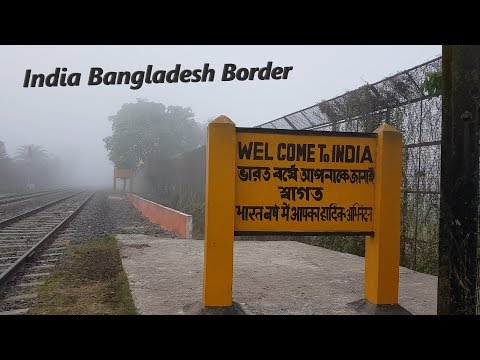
47, 247, 66, 251
30, 264, 55, 271
23, 272, 50, 279
0, 308, 29, 315
0, 251, 17, 256
39, 253, 62, 258
18, 281, 44, 288
4, 293, 38, 302
36, 258, 58, 263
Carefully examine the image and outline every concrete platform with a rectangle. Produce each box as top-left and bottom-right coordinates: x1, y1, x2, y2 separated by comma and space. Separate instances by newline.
117, 235, 437, 315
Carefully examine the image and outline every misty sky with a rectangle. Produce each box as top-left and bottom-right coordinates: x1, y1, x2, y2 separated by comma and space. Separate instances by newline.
0, 45, 441, 187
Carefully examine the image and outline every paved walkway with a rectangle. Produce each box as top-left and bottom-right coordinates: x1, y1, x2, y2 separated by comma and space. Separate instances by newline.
117, 235, 437, 315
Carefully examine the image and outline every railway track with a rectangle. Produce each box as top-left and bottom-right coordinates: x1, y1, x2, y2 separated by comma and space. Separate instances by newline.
0, 190, 64, 207
0, 191, 94, 314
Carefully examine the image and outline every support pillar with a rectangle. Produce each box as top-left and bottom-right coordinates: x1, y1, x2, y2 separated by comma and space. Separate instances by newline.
203, 115, 236, 308
350, 123, 408, 314
365, 123, 403, 305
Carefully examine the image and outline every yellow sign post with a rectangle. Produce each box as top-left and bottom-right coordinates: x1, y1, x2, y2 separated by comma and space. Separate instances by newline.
203, 115, 402, 312
364, 123, 403, 305
203, 116, 236, 307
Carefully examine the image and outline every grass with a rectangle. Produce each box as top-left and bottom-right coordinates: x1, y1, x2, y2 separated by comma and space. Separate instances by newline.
29, 235, 137, 315
140, 190, 205, 239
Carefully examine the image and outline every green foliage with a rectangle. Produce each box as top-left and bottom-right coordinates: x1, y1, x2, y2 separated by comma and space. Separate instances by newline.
104, 99, 205, 171
302, 236, 365, 257
15, 144, 48, 162
0, 143, 60, 192
389, 107, 405, 133
166, 190, 205, 239
0, 141, 6, 159
413, 241, 439, 275
141, 190, 205, 239
422, 71, 442, 97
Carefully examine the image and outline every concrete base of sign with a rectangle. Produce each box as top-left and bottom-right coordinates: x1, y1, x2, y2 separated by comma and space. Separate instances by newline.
181, 301, 248, 315
117, 235, 437, 315
348, 298, 412, 315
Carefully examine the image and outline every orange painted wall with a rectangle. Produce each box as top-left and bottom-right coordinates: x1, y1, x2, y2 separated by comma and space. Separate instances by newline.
127, 194, 193, 238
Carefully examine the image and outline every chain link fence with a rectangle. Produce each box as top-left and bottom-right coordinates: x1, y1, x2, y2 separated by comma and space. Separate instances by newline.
257, 56, 443, 274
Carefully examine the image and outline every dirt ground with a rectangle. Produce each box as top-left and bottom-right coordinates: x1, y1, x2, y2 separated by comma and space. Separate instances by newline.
117, 235, 437, 315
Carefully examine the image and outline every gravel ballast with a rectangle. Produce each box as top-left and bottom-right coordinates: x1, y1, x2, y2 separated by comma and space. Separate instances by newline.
67, 192, 176, 243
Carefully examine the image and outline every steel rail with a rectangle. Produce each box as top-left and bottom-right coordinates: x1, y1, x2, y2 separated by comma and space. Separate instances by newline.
0, 192, 94, 288
0, 192, 81, 229
0, 190, 65, 207
0, 190, 56, 201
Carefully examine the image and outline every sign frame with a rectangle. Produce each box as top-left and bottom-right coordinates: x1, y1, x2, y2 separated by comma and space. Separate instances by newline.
234, 126, 378, 237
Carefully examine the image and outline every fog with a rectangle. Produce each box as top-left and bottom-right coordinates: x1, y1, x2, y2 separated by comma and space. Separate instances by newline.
0, 45, 440, 189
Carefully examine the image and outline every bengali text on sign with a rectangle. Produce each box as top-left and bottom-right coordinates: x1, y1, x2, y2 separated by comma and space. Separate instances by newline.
234, 129, 377, 234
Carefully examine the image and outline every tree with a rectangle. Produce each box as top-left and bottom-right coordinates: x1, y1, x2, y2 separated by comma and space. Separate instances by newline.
422, 71, 442, 97
104, 99, 205, 172
0, 143, 62, 192
0, 141, 6, 159
14, 145, 51, 189
0, 141, 9, 190
15, 145, 48, 162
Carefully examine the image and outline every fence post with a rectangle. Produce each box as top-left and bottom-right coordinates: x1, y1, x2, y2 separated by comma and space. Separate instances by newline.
364, 123, 403, 305
437, 45, 480, 315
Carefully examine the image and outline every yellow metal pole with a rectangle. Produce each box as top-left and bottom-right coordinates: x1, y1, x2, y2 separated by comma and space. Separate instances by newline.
203, 115, 236, 307
365, 123, 403, 304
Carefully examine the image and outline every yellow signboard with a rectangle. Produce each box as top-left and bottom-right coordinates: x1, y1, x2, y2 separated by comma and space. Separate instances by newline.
235, 129, 377, 234
202, 115, 402, 308
114, 168, 135, 179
